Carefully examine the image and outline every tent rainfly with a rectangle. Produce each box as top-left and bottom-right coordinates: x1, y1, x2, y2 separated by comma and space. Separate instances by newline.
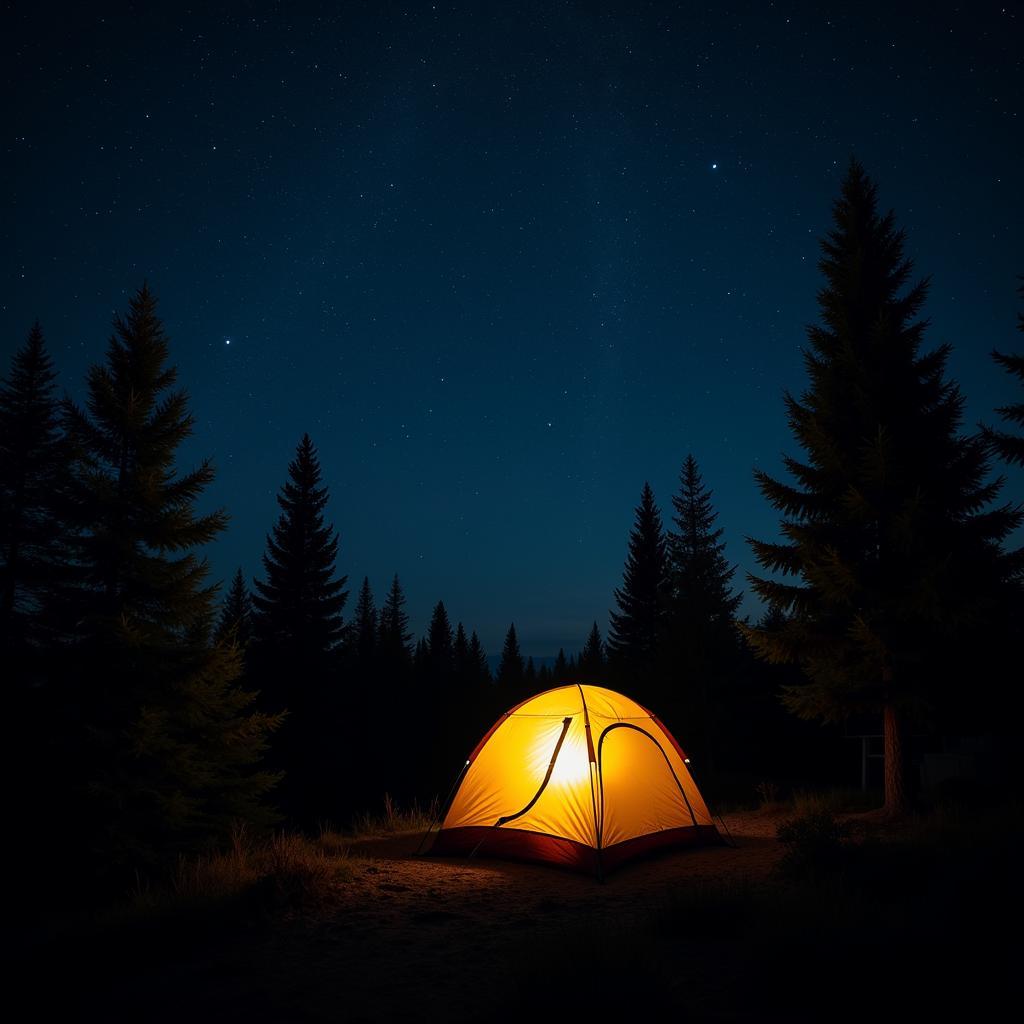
431, 684, 721, 875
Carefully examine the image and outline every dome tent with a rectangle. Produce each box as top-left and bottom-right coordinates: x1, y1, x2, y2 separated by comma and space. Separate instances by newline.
431, 684, 720, 875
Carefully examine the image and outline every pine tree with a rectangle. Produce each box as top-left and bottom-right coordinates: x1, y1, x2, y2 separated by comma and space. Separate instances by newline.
0, 322, 69, 662
414, 636, 428, 677
607, 483, 670, 698
251, 433, 348, 821
425, 600, 454, 686
744, 163, 1022, 816
378, 573, 413, 665
524, 655, 537, 690
537, 662, 552, 688
215, 568, 254, 648
63, 285, 280, 870
666, 454, 742, 770
982, 282, 1024, 468
352, 576, 377, 666
577, 621, 606, 681
453, 622, 470, 687
252, 434, 347, 676
553, 648, 569, 682
468, 630, 490, 685
497, 622, 525, 694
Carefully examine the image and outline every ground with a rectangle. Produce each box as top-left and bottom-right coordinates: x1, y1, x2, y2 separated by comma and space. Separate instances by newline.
48, 810, 786, 1022
33, 802, 1013, 1021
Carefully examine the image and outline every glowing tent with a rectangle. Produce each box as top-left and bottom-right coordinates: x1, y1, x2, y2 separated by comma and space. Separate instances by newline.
431, 684, 720, 874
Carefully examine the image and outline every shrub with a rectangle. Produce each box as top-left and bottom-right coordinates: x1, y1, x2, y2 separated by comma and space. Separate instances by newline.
776, 809, 853, 878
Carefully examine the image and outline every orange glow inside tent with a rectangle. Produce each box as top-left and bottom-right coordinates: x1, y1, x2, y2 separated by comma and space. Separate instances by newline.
431, 684, 720, 874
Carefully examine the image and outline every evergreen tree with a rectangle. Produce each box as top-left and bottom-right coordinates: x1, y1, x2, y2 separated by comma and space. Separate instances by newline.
497, 622, 525, 693
453, 622, 470, 686
215, 568, 254, 648
553, 648, 569, 682
982, 282, 1024, 468
468, 630, 490, 685
378, 573, 413, 665
607, 483, 670, 698
0, 322, 69, 662
665, 454, 742, 771
352, 576, 377, 666
744, 163, 1022, 816
414, 636, 428, 677
537, 662, 552, 688
250, 433, 348, 821
63, 285, 280, 871
425, 600, 454, 685
252, 434, 347, 673
577, 621, 606, 680
524, 655, 537, 691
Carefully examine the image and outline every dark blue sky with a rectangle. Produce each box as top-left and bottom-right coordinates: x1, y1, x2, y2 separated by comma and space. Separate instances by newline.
4, 2, 1021, 656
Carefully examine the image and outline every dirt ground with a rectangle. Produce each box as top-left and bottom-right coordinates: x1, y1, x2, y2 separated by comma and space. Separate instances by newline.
68, 810, 789, 1022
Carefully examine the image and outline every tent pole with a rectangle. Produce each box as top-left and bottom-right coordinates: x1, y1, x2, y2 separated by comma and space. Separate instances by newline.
578, 684, 604, 882
684, 755, 737, 848
414, 758, 471, 857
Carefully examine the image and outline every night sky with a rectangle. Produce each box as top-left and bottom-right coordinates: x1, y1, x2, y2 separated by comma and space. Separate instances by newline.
4, 3, 1021, 657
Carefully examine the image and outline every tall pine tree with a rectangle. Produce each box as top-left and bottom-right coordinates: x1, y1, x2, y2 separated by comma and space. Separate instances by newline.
577, 621, 606, 681
497, 622, 525, 695
351, 576, 378, 668
468, 630, 490, 686
63, 285, 280, 872
607, 482, 670, 703
744, 163, 1022, 815
0, 322, 69, 664
982, 282, 1024, 468
378, 573, 413, 667
424, 600, 454, 686
666, 454, 742, 772
251, 433, 348, 822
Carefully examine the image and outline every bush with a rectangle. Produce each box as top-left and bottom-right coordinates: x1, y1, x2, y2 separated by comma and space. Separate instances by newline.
776, 809, 853, 878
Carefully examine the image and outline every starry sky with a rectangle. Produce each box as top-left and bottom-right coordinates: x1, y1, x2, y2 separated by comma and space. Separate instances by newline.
3, 2, 1021, 657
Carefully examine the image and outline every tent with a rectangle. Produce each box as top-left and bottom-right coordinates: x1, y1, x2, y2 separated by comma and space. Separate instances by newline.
431, 684, 720, 875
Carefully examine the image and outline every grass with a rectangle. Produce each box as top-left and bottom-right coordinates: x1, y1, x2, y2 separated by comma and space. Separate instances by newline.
346, 792, 439, 837
113, 793, 439, 927
119, 826, 357, 927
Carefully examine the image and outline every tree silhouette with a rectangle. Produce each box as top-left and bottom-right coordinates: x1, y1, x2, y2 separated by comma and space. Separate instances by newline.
744, 163, 1022, 816
63, 285, 280, 870
453, 622, 470, 687
553, 647, 569, 682
251, 433, 348, 821
425, 600, 454, 686
378, 572, 413, 666
666, 454, 742, 771
524, 655, 537, 690
497, 622, 525, 694
0, 322, 69, 665
607, 482, 670, 701
215, 567, 254, 649
352, 576, 377, 667
577, 621, 606, 681
468, 630, 490, 686
982, 281, 1024, 467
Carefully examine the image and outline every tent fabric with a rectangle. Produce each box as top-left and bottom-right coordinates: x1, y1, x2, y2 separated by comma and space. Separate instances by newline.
432, 684, 720, 874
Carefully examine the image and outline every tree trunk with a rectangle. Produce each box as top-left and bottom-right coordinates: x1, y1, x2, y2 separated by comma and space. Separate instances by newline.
883, 701, 911, 817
